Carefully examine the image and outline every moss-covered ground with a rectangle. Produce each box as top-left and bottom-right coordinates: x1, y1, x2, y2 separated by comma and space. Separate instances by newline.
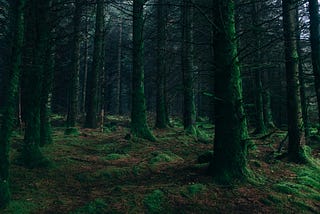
3, 116, 320, 213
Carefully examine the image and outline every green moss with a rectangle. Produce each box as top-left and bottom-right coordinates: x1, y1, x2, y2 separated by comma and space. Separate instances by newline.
64, 127, 79, 136
71, 198, 107, 214
266, 194, 282, 204
76, 167, 134, 183
0, 181, 10, 209
18, 144, 51, 168
149, 151, 183, 165
104, 153, 130, 160
273, 182, 302, 195
143, 190, 166, 214
3, 200, 38, 214
181, 184, 207, 198
291, 199, 316, 212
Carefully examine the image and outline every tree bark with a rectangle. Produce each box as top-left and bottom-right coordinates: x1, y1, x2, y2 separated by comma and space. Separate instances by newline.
131, 0, 155, 141
282, 0, 304, 162
0, 0, 25, 207
308, 0, 320, 126
209, 0, 249, 184
67, 0, 82, 131
155, 0, 168, 128
84, 0, 105, 128
182, 0, 196, 134
22, 0, 50, 168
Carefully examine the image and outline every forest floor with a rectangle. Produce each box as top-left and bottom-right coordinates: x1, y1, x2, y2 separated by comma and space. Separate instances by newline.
2, 115, 320, 214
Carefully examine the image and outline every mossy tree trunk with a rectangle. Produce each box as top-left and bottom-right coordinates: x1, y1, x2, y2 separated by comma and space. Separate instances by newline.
40, 39, 54, 146
40, 0, 54, 146
21, 0, 50, 168
181, 0, 196, 135
0, 0, 25, 208
251, 1, 266, 135
155, 0, 169, 129
209, 0, 249, 184
84, 0, 105, 128
67, 0, 83, 132
131, 0, 155, 141
296, 8, 310, 138
282, 0, 304, 162
308, 0, 320, 127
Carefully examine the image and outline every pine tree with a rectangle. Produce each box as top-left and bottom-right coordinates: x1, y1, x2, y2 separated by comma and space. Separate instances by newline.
131, 0, 156, 141
0, 0, 25, 207
84, 0, 105, 128
282, 0, 304, 162
209, 0, 249, 184
20, 0, 50, 168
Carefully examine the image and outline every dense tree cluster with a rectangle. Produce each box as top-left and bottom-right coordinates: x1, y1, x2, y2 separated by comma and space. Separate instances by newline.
0, 0, 319, 208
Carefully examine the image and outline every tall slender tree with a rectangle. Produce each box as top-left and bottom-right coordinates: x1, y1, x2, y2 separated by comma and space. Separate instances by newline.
155, 0, 169, 128
209, 0, 249, 184
115, 15, 123, 115
131, 0, 155, 141
181, 0, 196, 134
85, 0, 105, 128
282, 0, 304, 161
308, 0, 320, 126
0, 0, 25, 207
21, 0, 50, 167
66, 0, 83, 133
251, 1, 266, 134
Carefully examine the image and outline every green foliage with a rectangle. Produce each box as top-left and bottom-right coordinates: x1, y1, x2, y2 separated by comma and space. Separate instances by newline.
64, 127, 79, 136
3, 200, 37, 214
104, 153, 130, 160
149, 151, 183, 166
71, 198, 107, 214
143, 190, 166, 214
181, 184, 207, 198
0, 181, 10, 209
18, 144, 51, 168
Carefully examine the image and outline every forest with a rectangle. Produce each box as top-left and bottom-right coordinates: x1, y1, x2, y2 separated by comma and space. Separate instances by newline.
0, 0, 319, 213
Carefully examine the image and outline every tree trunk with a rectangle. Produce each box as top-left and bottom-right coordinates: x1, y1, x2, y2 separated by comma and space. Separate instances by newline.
81, 4, 89, 115
115, 16, 123, 115
251, 1, 266, 134
21, 0, 50, 168
131, 0, 155, 141
182, 0, 196, 134
308, 0, 320, 126
40, 37, 54, 146
84, 0, 105, 128
155, 0, 168, 128
209, 0, 249, 184
0, 0, 25, 207
66, 0, 82, 132
282, 0, 304, 162
296, 7, 310, 138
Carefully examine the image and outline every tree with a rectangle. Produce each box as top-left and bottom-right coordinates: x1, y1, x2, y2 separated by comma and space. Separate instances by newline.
155, 0, 169, 128
66, 0, 83, 133
251, 1, 267, 134
131, 0, 156, 141
0, 0, 25, 207
20, 0, 50, 167
308, 0, 320, 126
181, 0, 196, 134
282, 0, 304, 161
209, 0, 249, 184
84, 0, 105, 128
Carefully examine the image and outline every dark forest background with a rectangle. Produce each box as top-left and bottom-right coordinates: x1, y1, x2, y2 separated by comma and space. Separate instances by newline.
0, 0, 319, 213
